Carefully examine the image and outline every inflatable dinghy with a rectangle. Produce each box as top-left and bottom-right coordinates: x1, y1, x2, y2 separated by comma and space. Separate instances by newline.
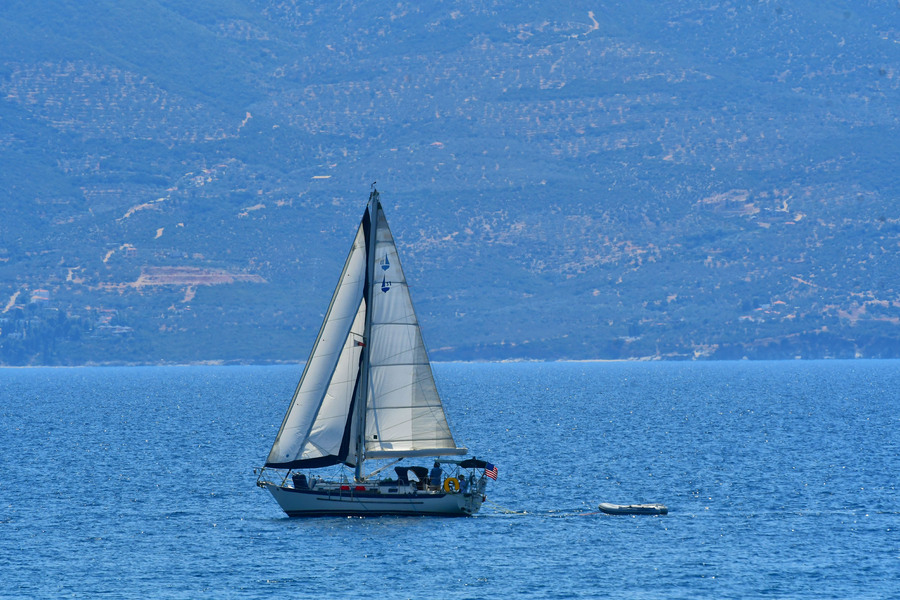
598, 502, 668, 515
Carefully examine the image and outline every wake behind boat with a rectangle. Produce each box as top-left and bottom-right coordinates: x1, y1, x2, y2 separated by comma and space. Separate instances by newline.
256, 186, 496, 517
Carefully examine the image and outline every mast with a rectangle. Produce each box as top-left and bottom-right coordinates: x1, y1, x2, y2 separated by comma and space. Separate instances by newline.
354, 184, 379, 481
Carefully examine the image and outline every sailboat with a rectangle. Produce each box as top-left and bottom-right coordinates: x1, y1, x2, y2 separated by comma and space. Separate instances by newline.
256, 186, 494, 517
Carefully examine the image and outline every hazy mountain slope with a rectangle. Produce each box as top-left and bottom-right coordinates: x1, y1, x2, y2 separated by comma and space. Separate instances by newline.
1, 0, 898, 364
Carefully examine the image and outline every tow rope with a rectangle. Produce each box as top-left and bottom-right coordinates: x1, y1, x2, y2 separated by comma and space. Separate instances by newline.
483, 499, 600, 517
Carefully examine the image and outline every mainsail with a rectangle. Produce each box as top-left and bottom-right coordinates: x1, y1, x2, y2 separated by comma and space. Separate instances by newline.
265, 192, 466, 472
364, 205, 465, 459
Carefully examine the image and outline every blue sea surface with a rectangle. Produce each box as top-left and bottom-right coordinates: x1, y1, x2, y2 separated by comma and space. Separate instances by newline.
1, 361, 898, 599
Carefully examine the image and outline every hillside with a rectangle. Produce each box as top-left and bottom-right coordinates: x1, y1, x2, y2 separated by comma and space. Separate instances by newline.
1, 0, 899, 364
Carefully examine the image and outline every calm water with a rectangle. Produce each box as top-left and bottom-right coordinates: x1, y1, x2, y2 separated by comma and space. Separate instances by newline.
1, 361, 897, 599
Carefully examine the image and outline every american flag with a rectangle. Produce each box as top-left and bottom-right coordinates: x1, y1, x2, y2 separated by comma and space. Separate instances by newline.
484, 463, 498, 480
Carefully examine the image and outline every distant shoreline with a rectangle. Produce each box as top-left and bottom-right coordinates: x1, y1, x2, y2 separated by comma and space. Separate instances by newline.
2, 356, 895, 368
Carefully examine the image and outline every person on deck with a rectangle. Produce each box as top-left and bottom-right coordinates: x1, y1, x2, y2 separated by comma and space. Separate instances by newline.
430, 462, 443, 490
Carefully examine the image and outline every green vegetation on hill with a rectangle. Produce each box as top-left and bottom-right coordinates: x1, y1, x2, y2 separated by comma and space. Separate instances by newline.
1, 1, 899, 364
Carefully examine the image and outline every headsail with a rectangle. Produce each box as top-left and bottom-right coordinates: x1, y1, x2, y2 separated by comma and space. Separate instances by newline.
265, 216, 369, 468
265, 192, 466, 473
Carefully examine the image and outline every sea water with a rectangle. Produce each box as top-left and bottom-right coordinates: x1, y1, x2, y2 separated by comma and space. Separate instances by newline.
1, 361, 897, 599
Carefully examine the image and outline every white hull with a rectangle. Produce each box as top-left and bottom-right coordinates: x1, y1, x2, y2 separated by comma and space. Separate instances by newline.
265, 483, 484, 517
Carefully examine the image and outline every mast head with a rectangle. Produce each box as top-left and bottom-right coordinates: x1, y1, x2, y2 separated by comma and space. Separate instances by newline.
368, 182, 380, 208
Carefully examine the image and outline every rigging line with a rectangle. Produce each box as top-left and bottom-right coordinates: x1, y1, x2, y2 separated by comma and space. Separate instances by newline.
367, 404, 449, 422
372, 314, 418, 326
365, 375, 435, 396
483, 500, 604, 517
365, 402, 444, 411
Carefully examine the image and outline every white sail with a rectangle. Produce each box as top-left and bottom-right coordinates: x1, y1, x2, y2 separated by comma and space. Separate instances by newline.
363, 205, 466, 458
265, 195, 465, 472
259, 189, 489, 517
265, 223, 367, 468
